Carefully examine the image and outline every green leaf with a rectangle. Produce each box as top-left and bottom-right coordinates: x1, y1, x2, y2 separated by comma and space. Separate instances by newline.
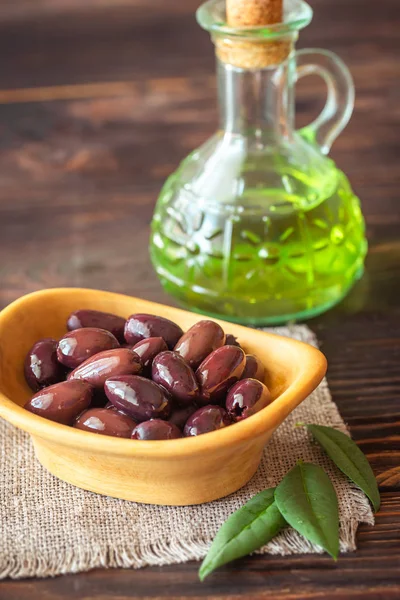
199, 488, 286, 581
307, 424, 380, 512
275, 462, 339, 559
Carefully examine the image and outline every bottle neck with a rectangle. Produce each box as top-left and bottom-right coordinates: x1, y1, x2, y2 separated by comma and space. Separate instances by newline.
217, 58, 295, 141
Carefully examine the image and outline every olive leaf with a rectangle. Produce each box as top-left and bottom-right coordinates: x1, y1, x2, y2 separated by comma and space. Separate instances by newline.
275, 462, 339, 559
307, 424, 380, 512
199, 488, 286, 581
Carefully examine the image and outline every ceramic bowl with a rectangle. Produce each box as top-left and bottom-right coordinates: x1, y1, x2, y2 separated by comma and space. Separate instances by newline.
0, 288, 326, 505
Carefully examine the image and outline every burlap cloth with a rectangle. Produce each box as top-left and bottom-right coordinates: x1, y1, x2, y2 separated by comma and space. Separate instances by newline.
0, 326, 374, 579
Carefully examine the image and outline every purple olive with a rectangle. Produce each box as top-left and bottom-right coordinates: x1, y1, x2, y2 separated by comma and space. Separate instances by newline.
131, 419, 182, 440
241, 354, 265, 383
184, 405, 231, 437
68, 348, 142, 388
225, 334, 241, 348
174, 320, 226, 369
132, 337, 168, 374
196, 345, 246, 405
24, 338, 65, 391
57, 327, 119, 369
152, 351, 199, 407
104, 401, 132, 417
74, 407, 136, 438
226, 378, 272, 421
67, 309, 126, 343
168, 403, 198, 430
124, 313, 183, 349
105, 375, 171, 422
24, 380, 93, 425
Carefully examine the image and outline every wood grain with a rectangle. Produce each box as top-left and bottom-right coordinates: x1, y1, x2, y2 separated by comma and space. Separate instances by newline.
0, 0, 399, 597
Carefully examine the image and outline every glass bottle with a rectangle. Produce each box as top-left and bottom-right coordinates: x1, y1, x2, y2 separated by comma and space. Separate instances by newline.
150, 0, 367, 325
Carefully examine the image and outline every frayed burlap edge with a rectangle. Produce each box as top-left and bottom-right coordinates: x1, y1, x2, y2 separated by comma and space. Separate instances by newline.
0, 509, 373, 579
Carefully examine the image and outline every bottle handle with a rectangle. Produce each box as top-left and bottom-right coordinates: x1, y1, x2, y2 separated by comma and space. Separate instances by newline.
296, 48, 355, 155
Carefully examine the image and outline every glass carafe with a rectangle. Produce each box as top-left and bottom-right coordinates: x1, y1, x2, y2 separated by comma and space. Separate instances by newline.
150, 0, 367, 325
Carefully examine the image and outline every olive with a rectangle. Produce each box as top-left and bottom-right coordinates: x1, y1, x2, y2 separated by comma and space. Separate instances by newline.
174, 320, 226, 369
24, 380, 93, 425
104, 375, 171, 422
124, 313, 183, 349
196, 345, 246, 405
74, 407, 136, 438
57, 327, 119, 369
226, 378, 272, 421
152, 351, 199, 407
67, 309, 126, 343
68, 348, 142, 388
24, 338, 65, 391
131, 419, 182, 440
132, 337, 168, 374
242, 354, 265, 383
184, 405, 231, 437
225, 334, 241, 348
104, 401, 132, 417
168, 404, 198, 430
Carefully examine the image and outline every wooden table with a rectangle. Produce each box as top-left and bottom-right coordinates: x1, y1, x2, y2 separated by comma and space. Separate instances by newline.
0, 0, 399, 597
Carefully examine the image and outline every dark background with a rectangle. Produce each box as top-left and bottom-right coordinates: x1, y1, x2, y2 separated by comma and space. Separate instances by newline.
0, 0, 399, 598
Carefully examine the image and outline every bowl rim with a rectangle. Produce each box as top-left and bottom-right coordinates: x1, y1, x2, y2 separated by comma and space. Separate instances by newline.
0, 288, 327, 458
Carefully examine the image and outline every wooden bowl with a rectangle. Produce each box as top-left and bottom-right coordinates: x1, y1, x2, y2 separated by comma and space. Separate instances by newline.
0, 288, 326, 506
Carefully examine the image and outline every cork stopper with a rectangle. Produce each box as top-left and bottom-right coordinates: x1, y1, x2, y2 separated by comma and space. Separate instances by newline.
216, 0, 291, 68
226, 0, 282, 26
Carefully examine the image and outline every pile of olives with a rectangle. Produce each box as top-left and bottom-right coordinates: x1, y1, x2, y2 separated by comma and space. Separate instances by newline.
24, 309, 272, 440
